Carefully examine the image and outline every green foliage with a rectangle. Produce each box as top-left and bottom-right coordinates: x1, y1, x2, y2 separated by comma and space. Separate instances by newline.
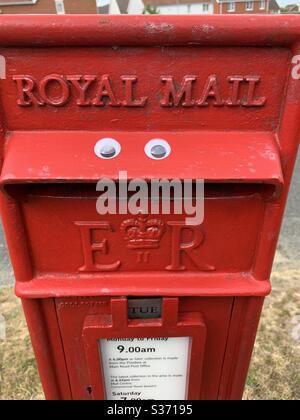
143, 5, 160, 14
280, 7, 300, 14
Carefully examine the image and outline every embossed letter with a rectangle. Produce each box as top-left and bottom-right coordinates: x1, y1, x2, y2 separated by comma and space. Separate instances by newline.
243, 76, 266, 107
67, 75, 96, 106
92, 75, 121, 107
198, 75, 224, 107
166, 222, 215, 271
160, 76, 197, 107
76, 222, 121, 272
227, 76, 244, 106
122, 76, 148, 107
13, 75, 44, 106
39, 74, 70, 106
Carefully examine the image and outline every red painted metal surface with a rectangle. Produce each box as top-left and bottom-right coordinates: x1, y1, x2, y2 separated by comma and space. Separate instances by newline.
0, 16, 299, 400
1, 131, 283, 186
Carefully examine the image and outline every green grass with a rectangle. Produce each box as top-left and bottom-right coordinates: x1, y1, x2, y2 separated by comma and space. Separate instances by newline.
0, 288, 43, 400
244, 269, 300, 400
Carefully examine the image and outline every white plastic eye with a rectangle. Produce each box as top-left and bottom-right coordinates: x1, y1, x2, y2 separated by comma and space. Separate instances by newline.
145, 139, 171, 160
94, 138, 121, 159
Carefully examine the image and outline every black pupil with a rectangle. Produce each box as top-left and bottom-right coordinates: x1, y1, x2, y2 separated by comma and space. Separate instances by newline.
151, 145, 167, 158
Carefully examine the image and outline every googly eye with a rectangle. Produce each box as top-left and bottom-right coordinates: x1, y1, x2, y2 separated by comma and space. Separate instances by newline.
145, 139, 171, 160
94, 138, 121, 160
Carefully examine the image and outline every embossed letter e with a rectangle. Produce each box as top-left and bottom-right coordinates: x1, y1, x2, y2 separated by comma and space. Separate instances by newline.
75, 222, 121, 272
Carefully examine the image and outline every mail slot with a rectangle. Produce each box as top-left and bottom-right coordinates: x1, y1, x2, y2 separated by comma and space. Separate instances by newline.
0, 15, 299, 400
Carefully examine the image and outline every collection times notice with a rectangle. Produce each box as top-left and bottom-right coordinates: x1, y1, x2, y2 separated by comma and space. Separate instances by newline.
100, 337, 190, 400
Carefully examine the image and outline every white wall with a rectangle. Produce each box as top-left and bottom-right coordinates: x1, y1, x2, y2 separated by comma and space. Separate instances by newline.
158, 3, 213, 15
127, 0, 145, 14
98, 0, 144, 14
97, 0, 110, 6
191, 3, 213, 13
109, 0, 121, 14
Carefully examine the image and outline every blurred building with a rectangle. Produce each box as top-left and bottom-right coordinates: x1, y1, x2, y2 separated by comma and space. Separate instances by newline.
144, 0, 214, 14
281, 3, 300, 12
214, 0, 280, 13
144, 0, 280, 14
0, 0, 281, 14
0, 0, 97, 14
98, 0, 144, 14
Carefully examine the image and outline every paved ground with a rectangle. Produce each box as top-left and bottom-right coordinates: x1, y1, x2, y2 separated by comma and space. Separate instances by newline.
0, 226, 14, 289
274, 153, 300, 271
0, 153, 299, 287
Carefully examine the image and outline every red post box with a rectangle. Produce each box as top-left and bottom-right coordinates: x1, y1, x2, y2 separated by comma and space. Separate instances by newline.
0, 15, 299, 400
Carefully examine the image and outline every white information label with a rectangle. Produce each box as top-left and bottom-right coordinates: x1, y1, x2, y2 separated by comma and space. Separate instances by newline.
100, 337, 190, 400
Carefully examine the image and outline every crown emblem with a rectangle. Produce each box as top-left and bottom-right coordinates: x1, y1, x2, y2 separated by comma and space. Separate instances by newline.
120, 215, 165, 250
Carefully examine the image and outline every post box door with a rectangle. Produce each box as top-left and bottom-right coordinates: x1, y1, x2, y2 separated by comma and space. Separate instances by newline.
56, 296, 234, 400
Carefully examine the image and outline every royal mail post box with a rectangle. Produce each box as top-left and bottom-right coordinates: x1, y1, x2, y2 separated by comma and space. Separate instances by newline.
0, 15, 299, 401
